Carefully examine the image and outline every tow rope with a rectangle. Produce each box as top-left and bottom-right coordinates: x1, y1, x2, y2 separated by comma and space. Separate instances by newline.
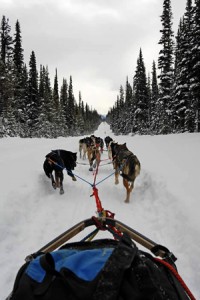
89, 159, 122, 239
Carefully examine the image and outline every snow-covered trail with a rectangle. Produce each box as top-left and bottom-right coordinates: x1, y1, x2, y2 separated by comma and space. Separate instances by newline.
0, 122, 199, 299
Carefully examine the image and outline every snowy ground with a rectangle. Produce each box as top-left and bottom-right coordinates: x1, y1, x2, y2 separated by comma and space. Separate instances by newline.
0, 122, 199, 299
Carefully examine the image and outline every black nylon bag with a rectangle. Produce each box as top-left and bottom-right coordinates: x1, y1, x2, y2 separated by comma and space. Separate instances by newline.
7, 236, 135, 300
7, 235, 190, 300
119, 251, 190, 299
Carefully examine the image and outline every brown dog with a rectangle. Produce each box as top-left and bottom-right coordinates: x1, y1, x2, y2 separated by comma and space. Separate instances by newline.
110, 142, 141, 203
87, 143, 101, 171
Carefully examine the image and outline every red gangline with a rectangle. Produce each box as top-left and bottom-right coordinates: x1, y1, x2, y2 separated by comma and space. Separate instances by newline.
92, 186, 103, 213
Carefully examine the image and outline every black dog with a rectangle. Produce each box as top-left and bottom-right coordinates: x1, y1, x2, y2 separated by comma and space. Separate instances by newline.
104, 136, 113, 148
43, 149, 77, 194
95, 136, 104, 153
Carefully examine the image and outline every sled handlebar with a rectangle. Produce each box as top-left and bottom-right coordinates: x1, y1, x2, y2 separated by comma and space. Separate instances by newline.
25, 217, 170, 261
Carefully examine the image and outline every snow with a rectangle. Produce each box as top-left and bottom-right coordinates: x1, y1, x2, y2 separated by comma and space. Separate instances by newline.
0, 122, 199, 299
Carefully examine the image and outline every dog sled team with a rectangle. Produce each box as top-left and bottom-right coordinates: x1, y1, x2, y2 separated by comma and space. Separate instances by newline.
8, 135, 196, 300
43, 134, 141, 203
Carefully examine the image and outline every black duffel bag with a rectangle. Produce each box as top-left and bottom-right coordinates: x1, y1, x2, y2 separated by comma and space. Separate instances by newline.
6, 234, 194, 300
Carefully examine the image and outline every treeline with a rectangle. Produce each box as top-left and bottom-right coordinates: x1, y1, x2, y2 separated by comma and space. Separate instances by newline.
0, 16, 101, 138
107, 0, 200, 135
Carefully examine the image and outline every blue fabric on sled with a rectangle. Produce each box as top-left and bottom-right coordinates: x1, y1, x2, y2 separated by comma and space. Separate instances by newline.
26, 248, 114, 283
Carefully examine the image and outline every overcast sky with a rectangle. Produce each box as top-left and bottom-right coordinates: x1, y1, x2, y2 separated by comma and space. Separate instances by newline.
1, 0, 186, 115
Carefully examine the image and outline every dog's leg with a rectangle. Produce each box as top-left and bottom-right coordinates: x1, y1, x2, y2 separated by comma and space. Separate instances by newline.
50, 173, 56, 189
59, 172, 64, 195
67, 170, 77, 181
89, 160, 93, 171
92, 150, 100, 170
108, 149, 112, 160
96, 151, 101, 167
130, 182, 134, 194
83, 145, 87, 160
113, 162, 119, 184
79, 144, 82, 158
55, 172, 60, 188
113, 161, 119, 184
123, 178, 131, 203
114, 170, 119, 184
88, 150, 93, 171
60, 184, 64, 194
93, 158, 96, 169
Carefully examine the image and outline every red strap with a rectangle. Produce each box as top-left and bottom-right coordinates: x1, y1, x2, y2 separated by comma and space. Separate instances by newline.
91, 159, 122, 239
105, 210, 115, 219
92, 216, 106, 231
92, 187, 103, 213
154, 258, 196, 300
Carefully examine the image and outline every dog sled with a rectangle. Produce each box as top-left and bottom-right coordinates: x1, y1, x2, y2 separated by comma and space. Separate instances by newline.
6, 189, 196, 300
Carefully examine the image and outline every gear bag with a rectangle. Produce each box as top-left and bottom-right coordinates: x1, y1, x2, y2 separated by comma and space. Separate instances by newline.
6, 234, 193, 300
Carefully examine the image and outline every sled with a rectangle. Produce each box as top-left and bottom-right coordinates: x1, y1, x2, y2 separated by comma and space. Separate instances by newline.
7, 215, 196, 300
6, 185, 196, 300
26, 216, 173, 261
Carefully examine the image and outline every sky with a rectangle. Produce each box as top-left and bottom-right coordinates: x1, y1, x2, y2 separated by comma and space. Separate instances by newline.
1, 0, 186, 114
0, 123, 199, 299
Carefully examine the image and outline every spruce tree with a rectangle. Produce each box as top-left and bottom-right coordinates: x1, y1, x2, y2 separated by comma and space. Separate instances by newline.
42, 66, 54, 137
19, 64, 29, 136
13, 20, 23, 75
173, 0, 195, 133
173, 19, 185, 132
84, 103, 90, 133
147, 73, 152, 128
67, 75, 76, 134
158, 0, 174, 133
190, 0, 200, 132
37, 65, 48, 136
27, 51, 39, 136
125, 76, 132, 108
53, 70, 67, 137
52, 68, 61, 136
53, 68, 59, 112
151, 61, 159, 132
0, 16, 15, 135
111, 95, 121, 135
76, 91, 84, 134
43, 66, 53, 124
13, 19, 25, 134
0, 16, 13, 64
0, 58, 4, 119
118, 85, 125, 133
133, 48, 149, 134
0, 16, 13, 118
60, 78, 68, 131
124, 77, 133, 134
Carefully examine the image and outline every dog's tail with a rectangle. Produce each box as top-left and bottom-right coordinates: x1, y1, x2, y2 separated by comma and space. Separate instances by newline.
121, 155, 141, 182
135, 162, 141, 177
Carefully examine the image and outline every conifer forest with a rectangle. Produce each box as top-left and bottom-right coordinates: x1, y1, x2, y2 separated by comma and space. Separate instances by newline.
0, 0, 200, 137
